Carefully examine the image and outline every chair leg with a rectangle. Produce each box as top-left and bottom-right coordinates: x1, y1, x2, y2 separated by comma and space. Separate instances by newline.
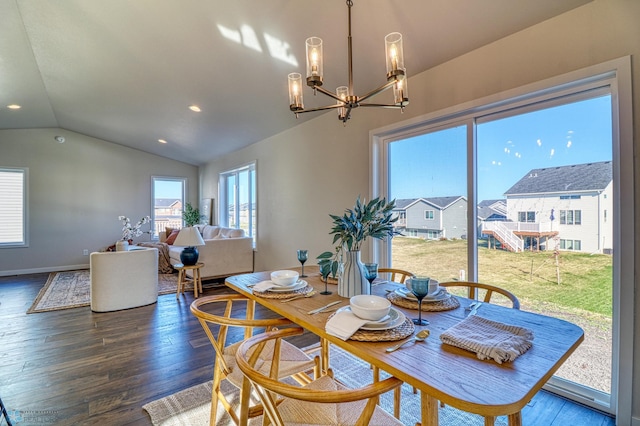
484, 415, 496, 426
508, 411, 522, 426
394, 386, 401, 418
210, 365, 222, 425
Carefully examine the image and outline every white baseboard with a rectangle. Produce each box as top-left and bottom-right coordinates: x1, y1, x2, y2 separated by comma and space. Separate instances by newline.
631, 415, 640, 426
0, 264, 90, 277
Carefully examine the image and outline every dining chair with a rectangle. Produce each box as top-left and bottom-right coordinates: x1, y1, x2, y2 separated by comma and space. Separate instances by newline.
438, 281, 520, 309
190, 294, 320, 426
235, 326, 404, 426
378, 267, 414, 284
374, 267, 415, 418
438, 280, 521, 426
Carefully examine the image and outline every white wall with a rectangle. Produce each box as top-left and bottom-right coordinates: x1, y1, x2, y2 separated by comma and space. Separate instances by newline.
0, 128, 199, 275
201, 0, 639, 422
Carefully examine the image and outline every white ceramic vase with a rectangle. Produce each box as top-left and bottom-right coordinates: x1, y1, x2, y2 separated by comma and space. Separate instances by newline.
115, 240, 129, 251
338, 250, 370, 298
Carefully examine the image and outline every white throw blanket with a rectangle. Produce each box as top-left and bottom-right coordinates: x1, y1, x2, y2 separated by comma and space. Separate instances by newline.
440, 315, 534, 364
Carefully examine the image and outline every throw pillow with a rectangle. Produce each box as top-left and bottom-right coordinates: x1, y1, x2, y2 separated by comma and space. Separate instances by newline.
165, 229, 180, 245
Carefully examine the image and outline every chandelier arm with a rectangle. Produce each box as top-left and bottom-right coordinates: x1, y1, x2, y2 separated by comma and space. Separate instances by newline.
359, 103, 406, 108
357, 79, 398, 103
314, 86, 346, 103
294, 104, 345, 114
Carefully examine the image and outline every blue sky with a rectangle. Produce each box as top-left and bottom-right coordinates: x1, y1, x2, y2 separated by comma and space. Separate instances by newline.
389, 95, 612, 202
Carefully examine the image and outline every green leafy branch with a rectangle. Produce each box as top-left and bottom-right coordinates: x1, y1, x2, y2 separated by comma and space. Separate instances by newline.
317, 196, 401, 281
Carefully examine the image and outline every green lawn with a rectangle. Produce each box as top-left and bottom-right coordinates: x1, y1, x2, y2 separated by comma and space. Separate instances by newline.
391, 237, 612, 316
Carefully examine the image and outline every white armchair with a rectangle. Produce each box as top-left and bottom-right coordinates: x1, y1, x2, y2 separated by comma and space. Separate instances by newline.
90, 247, 159, 312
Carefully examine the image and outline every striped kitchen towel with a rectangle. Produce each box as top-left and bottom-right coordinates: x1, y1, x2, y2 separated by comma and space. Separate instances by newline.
440, 315, 534, 364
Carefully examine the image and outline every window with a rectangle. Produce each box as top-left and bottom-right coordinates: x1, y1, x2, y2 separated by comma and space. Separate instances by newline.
424, 210, 434, 220
0, 168, 28, 247
560, 195, 581, 200
152, 177, 186, 239
560, 210, 582, 225
220, 162, 256, 242
518, 211, 536, 223
560, 239, 582, 251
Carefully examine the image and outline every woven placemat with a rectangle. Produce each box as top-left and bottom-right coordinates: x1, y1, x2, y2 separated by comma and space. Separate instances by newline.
252, 283, 314, 299
325, 314, 415, 342
387, 291, 460, 312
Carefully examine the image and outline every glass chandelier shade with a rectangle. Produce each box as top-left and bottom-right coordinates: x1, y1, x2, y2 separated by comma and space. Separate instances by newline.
286, 0, 409, 123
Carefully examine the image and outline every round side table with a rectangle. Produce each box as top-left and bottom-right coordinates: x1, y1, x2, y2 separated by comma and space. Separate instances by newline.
174, 262, 204, 298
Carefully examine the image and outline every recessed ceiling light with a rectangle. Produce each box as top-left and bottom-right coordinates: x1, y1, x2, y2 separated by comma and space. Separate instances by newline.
7, 104, 21, 109
189, 105, 201, 112
158, 139, 168, 144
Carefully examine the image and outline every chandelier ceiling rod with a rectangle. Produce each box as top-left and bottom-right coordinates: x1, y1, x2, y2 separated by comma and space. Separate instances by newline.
287, 0, 409, 123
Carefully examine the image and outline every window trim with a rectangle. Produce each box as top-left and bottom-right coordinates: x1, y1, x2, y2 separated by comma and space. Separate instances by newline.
219, 161, 257, 245
0, 167, 28, 248
371, 57, 633, 418
151, 176, 187, 240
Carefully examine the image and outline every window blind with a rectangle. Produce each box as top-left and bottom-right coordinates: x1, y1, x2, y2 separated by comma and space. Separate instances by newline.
0, 168, 26, 246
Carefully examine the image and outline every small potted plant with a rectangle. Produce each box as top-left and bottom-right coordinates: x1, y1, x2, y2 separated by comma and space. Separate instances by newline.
182, 203, 206, 227
317, 196, 400, 297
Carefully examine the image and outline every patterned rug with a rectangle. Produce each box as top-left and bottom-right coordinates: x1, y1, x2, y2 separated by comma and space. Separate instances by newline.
27, 270, 179, 313
142, 344, 509, 426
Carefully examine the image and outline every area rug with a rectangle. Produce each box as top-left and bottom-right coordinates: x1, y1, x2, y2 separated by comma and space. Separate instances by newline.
142, 345, 508, 426
27, 270, 179, 313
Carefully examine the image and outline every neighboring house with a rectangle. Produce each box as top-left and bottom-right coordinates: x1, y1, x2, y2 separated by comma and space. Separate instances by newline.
153, 199, 183, 235
394, 196, 467, 240
482, 161, 612, 253
477, 199, 507, 222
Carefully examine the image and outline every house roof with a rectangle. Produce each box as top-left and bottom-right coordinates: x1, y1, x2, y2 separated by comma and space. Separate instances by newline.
394, 196, 465, 211
504, 161, 612, 196
155, 199, 181, 208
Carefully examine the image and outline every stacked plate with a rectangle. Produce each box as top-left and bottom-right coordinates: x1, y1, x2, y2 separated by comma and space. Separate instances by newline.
268, 279, 308, 292
335, 306, 406, 330
395, 286, 451, 302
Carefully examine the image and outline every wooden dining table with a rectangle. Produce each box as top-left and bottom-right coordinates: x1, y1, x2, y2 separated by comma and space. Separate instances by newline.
225, 268, 584, 426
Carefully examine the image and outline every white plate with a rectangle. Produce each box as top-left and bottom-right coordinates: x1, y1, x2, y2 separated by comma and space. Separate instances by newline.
267, 280, 308, 292
395, 286, 450, 302
336, 306, 406, 331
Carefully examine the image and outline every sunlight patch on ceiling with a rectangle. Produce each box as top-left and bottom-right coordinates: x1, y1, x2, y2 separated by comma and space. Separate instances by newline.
264, 33, 297, 67
217, 23, 297, 67
217, 23, 262, 52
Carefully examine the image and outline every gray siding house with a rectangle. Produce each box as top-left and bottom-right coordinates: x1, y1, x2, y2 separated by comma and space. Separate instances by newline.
394, 196, 467, 240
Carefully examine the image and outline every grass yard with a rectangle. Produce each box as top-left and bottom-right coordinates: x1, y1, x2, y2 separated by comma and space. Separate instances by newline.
392, 237, 612, 317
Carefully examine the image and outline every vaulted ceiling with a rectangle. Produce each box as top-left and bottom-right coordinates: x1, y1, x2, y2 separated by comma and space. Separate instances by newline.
0, 0, 591, 165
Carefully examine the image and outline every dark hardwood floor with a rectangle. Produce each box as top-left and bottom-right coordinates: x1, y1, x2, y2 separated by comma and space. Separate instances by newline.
0, 273, 615, 425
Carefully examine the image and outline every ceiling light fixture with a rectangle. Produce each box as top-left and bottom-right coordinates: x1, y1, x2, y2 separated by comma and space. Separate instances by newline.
287, 0, 408, 124
7, 104, 21, 109
189, 105, 201, 112
158, 139, 168, 144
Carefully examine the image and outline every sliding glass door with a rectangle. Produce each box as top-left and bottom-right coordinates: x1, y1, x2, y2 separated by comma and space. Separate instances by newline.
374, 62, 632, 415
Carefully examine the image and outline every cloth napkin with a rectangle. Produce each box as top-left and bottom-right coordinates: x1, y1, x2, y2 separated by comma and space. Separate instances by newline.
325, 310, 369, 341
440, 315, 534, 364
251, 280, 278, 292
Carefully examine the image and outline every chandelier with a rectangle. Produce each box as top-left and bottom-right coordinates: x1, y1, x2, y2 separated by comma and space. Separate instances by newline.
287, 0, 409, 123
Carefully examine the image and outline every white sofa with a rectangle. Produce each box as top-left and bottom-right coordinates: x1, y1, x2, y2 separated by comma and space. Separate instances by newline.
162, 225, 254, 279
90, 247, 159, 312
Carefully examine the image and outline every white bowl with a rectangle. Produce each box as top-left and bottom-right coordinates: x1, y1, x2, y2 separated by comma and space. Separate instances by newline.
349, 295, 391, 321
270, 270, 299, 286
